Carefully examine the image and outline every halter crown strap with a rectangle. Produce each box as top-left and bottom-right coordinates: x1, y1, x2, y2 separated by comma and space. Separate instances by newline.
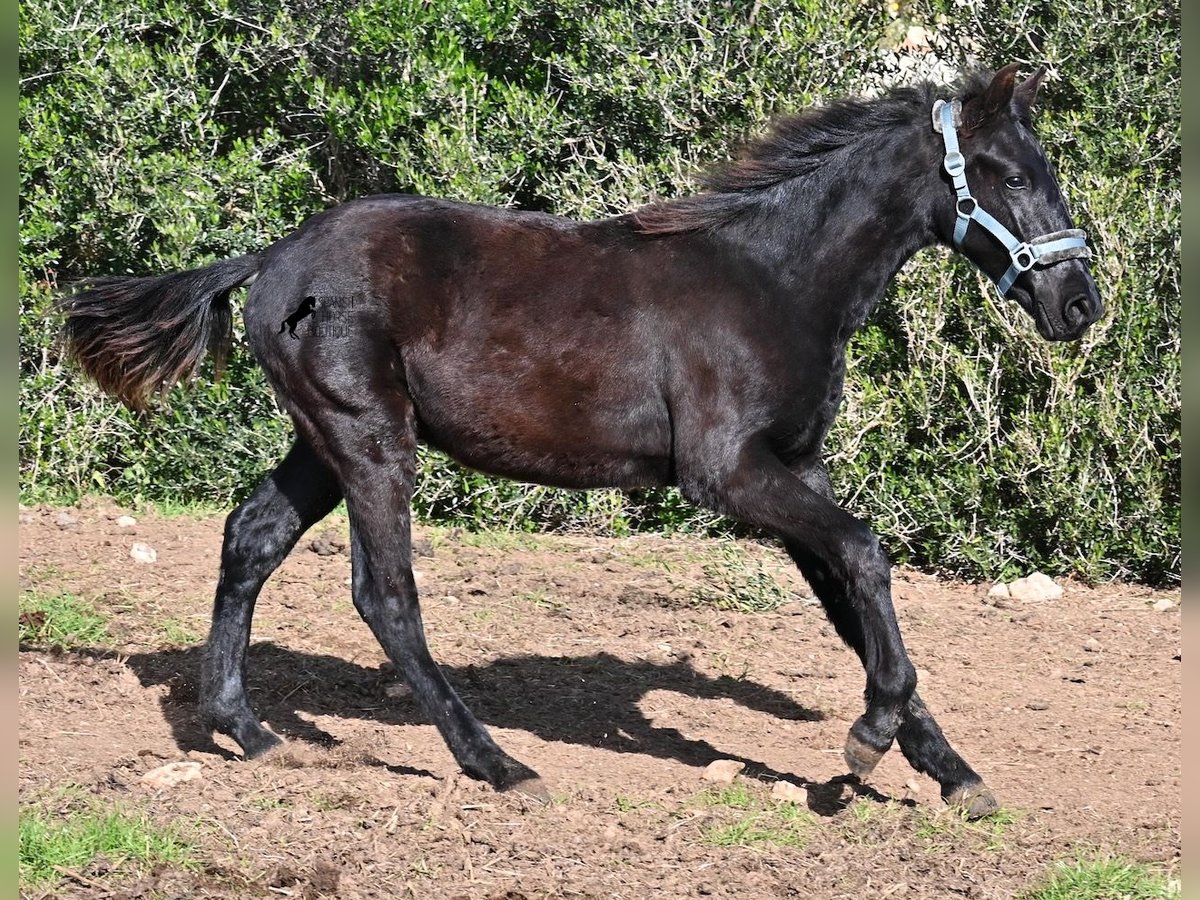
933, 99, 1090, 297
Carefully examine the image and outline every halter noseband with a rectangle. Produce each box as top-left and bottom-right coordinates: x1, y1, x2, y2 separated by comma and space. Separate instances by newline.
932, 99, 1090, 296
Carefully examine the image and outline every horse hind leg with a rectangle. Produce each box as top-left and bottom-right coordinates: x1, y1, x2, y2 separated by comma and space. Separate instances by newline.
202, 438, 342, 756
345, 517, 547, 799
281, 379, 547, 799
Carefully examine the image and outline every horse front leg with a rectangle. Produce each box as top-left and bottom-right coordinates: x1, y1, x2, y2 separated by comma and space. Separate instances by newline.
684, 442, 997, 817
785, 538, 996, 816
896, 692, 997, 817
787, 459, 997, 817
784, 525, 916, 778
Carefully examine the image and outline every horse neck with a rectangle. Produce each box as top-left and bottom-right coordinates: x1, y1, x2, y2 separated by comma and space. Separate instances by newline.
716, 123, 942, 341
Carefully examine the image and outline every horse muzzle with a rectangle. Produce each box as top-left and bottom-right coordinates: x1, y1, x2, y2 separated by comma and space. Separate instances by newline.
1017, 268, 1103, 342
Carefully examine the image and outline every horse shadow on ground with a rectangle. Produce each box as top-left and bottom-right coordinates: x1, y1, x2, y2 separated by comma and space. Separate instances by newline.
114, 643, 896, 815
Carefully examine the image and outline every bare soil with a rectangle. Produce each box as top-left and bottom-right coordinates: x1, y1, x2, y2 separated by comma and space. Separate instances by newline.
18, 499, 1181, 898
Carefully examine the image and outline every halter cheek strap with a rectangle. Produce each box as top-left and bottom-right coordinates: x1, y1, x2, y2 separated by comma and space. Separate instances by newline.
932, 99, 1090, 296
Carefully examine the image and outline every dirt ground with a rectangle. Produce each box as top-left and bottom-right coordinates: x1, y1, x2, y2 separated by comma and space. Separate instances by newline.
18, 499, 1181, 899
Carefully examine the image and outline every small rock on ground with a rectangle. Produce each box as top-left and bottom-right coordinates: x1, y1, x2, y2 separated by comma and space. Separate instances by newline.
115, 515, 138, 527
986, 582, 1011, 599
1083, 637, 1102, 653
130, 542, 157, 564
55, 511, 79, 528
1005, 572, 1063, 602
140, 761, 202, 789
701, 759, 745, 784
1151, 597, 1176, 612
770, 780, 808, 803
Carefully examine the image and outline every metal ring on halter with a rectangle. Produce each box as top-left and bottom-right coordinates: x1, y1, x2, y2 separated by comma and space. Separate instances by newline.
1011, 245, 1036, 271
956, 197, 977, 218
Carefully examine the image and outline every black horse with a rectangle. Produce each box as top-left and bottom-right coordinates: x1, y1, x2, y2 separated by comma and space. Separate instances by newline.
61, 64, 1101, 819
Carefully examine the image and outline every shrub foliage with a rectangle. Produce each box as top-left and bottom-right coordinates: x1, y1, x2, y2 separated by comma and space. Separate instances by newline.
19, 0, 1179, 583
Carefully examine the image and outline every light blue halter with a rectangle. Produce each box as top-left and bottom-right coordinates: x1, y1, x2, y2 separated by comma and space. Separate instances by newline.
933, 99, 1090, 296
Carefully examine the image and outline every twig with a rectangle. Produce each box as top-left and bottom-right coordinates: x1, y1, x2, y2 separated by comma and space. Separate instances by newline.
34, 656, 64, 682
54, 866, 113, 895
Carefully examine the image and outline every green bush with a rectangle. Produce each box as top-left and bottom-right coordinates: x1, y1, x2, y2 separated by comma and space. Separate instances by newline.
18, 0, 1179, 583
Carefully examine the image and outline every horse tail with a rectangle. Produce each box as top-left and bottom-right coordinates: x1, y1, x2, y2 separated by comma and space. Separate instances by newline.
59, 253, 263, 410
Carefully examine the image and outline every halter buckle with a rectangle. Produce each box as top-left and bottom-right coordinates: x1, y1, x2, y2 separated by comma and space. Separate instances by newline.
943, 151, 965, 177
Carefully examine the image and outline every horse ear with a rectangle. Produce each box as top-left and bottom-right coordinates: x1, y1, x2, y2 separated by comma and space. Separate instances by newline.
1014, 65, 1048, 112
962, 62, 1021, 133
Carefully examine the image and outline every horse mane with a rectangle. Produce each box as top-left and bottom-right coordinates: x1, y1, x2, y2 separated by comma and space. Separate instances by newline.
632, 73, 994, 235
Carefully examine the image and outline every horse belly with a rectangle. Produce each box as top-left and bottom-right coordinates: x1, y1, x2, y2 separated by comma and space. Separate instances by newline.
406, 352, 672, 490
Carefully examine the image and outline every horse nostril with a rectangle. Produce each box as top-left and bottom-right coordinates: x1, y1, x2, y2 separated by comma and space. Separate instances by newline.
1065, 294, 1096, 326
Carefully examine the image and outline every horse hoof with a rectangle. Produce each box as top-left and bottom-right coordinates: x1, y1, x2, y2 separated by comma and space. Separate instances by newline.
239, 727, 283, 760
503, 776, 552, 804
843, 731, 887, 778
205, 711, 281, 760
944, 782, 1000, 820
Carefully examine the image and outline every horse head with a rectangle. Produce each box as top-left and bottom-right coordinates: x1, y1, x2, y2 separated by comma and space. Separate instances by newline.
936, 63, 1103, 341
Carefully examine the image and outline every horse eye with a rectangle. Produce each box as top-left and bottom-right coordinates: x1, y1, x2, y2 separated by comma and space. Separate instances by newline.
1004, 175, 1028, 190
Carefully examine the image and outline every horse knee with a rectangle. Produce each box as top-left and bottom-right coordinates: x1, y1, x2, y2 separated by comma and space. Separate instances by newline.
840, 524, 891, 588
794, 523, 889, 608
